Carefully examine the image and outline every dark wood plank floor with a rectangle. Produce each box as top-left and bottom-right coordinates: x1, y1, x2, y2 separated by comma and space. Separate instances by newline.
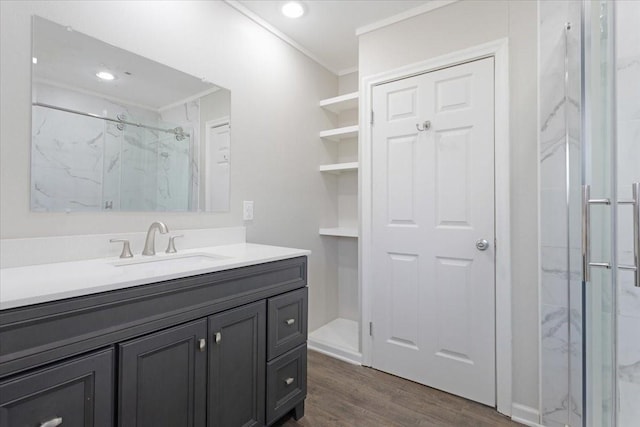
274, 350, 521, 427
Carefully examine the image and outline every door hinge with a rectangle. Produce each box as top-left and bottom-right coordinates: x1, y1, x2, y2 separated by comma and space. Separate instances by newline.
369, 321, 373, 336
370, 110, 374, 125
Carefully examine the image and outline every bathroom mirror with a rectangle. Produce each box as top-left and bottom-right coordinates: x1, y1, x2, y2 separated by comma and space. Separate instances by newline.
30, 16, 231, 212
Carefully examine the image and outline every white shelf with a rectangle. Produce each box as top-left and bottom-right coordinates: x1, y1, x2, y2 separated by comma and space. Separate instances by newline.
319, 91, 359, 114
319, 227, 358, 238
319, 162, 358, 174
319, 125, 359, 141
308, 318, 361, 365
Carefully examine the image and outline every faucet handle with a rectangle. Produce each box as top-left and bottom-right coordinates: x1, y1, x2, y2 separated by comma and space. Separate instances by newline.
166, 235, 184, 254
110, 239, 134, 258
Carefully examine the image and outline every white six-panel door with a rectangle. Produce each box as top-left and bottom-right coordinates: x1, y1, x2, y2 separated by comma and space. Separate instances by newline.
371, 57, 496, 406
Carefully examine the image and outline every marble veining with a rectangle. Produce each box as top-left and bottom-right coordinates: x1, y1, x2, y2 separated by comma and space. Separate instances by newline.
31, 82, 197, 212
539, 1, 583, 425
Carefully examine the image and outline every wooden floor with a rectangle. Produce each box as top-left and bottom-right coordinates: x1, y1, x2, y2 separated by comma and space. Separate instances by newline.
274, 350, 521, 427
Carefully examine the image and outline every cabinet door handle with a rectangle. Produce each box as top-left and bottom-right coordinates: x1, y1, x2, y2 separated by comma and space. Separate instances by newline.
40, 418, 63, 427
284, 377, 294, 386
285, 318, 295, 326
215, 332, 221, 343
199, 338, 206, 351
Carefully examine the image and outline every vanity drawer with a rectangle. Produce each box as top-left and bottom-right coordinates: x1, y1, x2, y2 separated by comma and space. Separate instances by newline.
266, 344, 307, 425
267, 287, 308, 359
0, 348, 113, 427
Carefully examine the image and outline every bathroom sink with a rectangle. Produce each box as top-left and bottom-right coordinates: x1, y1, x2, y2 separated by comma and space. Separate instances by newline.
112, 252, 230, 268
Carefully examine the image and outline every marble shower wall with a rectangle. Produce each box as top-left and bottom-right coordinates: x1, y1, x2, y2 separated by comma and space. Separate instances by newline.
539, 2, 582, 426
615, 1, 640, 425
31, 83, 195, 212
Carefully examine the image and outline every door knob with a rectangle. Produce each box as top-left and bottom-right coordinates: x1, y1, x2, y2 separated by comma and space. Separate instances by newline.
476, 239, 489, 251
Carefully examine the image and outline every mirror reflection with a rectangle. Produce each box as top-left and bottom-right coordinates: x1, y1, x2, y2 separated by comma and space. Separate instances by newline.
31, 16, 231, 212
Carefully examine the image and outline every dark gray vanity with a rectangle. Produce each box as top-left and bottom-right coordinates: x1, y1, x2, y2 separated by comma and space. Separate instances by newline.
0, 256, 308, 426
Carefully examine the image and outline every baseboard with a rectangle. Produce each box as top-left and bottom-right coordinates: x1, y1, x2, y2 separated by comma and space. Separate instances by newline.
307, 340, 362, 365
511, 403, 543, 427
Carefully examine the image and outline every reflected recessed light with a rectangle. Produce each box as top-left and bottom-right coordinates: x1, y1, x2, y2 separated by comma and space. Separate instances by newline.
282, 1, 304, 18
96, 71, 115, 81
32, 57, 38, 64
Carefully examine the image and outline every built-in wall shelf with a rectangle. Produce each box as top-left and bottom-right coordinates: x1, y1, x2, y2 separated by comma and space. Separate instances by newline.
318, 227, 358, 238
319, 91, 359, 114
319, 125, 359, 141
319, 162, 358, 174
315, 86, 361, 365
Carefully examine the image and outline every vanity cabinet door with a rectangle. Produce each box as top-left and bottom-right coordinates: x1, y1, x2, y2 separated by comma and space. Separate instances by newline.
0, 348, 113, 427
208, 301, 266, 427
118, 319, 207, 427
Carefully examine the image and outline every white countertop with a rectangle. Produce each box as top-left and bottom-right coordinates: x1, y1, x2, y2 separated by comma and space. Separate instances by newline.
0, 243, 310, 310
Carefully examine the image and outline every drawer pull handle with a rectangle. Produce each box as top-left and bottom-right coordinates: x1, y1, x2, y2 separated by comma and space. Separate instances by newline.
40, 418, 63, 427
199, 338, 206, 351
284, 377, 295, 386
285, 318, 295, 326
215, 332, 221, 343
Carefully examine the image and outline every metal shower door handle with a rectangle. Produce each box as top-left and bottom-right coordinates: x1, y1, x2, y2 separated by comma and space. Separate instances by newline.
617, 183, 640, 287
582, 183, 640, 286
582, 185, 612, 282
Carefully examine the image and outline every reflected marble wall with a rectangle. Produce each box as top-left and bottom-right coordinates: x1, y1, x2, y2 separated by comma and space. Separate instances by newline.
31, 106, 104, 211
616, 1, 640, 425
539, 1, 582, 426
31, 83, 194, 212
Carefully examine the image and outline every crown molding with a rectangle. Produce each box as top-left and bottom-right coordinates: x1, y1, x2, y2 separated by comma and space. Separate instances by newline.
355, 0, 459, 36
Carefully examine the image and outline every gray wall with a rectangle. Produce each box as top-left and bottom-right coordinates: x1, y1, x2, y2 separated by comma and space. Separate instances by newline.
358, 0, 539, 411
0, 1, 339, 331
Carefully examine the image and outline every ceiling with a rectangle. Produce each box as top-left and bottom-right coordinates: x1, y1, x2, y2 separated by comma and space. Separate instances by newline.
233, 0, 435, 74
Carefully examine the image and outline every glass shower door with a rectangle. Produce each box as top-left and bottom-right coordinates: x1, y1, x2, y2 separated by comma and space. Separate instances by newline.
613, 1, 640, 425
582, 1, 616, 426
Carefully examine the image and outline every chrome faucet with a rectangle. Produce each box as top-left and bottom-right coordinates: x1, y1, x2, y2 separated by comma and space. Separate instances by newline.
142, 221, 169, 256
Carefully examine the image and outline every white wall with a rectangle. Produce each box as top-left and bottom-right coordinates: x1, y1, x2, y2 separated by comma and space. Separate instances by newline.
358, 0, 539, 411
0, 1, 339, 331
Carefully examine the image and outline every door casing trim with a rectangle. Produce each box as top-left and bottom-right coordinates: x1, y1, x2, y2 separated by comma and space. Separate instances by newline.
359, 38, 511, 416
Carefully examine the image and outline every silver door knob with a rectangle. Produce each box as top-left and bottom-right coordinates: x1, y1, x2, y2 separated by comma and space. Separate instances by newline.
476, 239, 489, 251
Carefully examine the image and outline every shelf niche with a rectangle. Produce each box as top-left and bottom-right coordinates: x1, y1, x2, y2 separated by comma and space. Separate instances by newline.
314, 87, 361, 365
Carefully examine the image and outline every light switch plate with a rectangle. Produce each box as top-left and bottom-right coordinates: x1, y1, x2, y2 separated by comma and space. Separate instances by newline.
243, 201, 254, 221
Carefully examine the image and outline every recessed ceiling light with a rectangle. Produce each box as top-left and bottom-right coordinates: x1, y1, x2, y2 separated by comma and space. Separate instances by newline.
282, 1, 305, 18
96, 71, 115, 81
32, 57, 38, 64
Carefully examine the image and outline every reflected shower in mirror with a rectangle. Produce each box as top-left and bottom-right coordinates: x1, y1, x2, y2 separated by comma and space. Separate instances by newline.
31, 16, 231, 212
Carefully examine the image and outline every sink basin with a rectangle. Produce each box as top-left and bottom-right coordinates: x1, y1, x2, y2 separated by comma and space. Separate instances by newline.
112, 252, 230, 268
